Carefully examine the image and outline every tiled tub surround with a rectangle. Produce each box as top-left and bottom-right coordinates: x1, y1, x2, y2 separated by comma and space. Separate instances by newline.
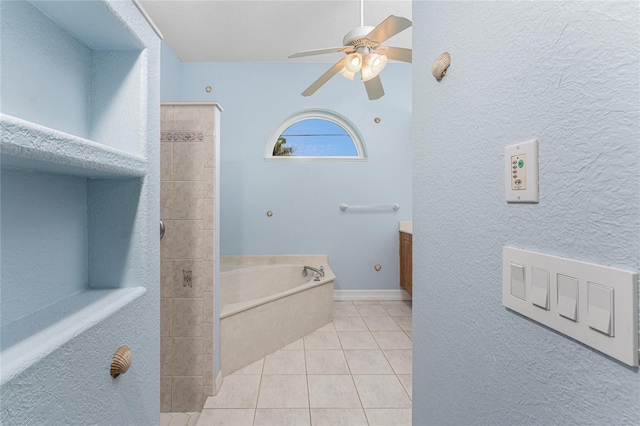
220, 256, 335, 375
161, 104, 220, 412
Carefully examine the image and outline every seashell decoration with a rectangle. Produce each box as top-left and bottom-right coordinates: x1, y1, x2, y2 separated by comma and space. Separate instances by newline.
110, 345, 132, 378
431, 52, 451, 81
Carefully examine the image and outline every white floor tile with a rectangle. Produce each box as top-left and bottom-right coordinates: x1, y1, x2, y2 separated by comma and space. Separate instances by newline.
333, 316, 368, 331
333, 305, 360, 317
344, 350, 394, 375
383, 304, 412, 316
196, 409, 254, 426
257, 375, 309, 408
305, 350, 350, 375
371, 331, 412, 349
365, 408, 412, 426
232, 358, 264, 375
254, 408, 310, 426
397, 375, 412, 399
308, 375, 362, 408
169, 412, 190, 426
186, 412, 201, 426
392, 316, 412, 331
352, 375, 412, 408
160, 413, 172, 426
310, 408, 369, 426
337, 331, 379, 349
362, 315, 402, 331
352, 300, 381, 305
355, 305, 389, 316
379, 301, 411, 308
383, 350, 412, 375
405, 330, 412, 340
304, 330, 342, 349
316, 322, 336, 332
203, 375, 261, 409
281, 338, 304, 350
263, 350, 306, 374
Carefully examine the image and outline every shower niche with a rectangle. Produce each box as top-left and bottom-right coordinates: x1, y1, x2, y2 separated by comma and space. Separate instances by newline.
0, 1, 160, 423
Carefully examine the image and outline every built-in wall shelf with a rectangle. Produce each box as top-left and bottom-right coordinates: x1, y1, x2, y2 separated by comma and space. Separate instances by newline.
0, 287, 146, 385
0, 114, 146, 178
0, 0, 159, 422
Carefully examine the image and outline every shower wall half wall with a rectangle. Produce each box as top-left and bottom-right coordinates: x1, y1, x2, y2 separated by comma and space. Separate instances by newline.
160, 103, 222, 412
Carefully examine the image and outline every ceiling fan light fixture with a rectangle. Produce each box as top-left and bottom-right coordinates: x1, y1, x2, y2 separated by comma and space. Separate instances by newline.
339, 67, 356, 81
361, 52, 388, 81
370, 52, 388, 72
344, 52, 363, 73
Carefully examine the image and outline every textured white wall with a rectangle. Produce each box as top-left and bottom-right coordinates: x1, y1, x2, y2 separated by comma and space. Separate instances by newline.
412, 1, 639, 424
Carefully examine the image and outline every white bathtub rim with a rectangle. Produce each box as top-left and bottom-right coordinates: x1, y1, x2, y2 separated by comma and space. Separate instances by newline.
220, 273, 335, 319
221, 254, 328, 267
220, 263, 325, 277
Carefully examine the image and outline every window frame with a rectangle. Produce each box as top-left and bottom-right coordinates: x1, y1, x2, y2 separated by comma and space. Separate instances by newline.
264, 109, 367, 161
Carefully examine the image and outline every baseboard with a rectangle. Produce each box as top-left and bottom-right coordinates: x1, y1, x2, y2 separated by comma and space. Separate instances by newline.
334, 289, 412, 301
214, 371, 224, 396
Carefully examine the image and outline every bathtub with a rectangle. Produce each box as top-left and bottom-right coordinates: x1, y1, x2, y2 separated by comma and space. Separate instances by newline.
220, 256, 335, 375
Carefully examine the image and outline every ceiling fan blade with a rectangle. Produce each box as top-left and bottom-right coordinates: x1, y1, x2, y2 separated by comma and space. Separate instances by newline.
365, 15, 412, 44
383, 46, 412, 63
302, 58, 346, 97
364, 75, 385, 100
289, 46, 353, 59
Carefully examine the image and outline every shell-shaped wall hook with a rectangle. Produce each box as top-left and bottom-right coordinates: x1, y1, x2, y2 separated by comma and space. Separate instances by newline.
431, 52, 451, 81
110, 345, 132, 378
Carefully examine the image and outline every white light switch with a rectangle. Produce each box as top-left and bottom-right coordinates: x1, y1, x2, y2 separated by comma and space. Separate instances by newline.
510, 263, 526, 300
587, 282, 614, 336
531, 267, 549, 310
557, 274, 578, 321
505, 139, 538, 203
502, 247, 638, 367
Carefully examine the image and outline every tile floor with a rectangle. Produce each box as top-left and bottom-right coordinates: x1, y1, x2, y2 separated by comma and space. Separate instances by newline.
160, 411, 201, 426
192, 299, 412, 426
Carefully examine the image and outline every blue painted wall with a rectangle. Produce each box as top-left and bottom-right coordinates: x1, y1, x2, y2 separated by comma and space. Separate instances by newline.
161, 42, 182, 101
412, 1, 639, 424
0, 0, 91, 137
1, 169, 87, 324
161, 51, 412, 291
1, 1, 161, 423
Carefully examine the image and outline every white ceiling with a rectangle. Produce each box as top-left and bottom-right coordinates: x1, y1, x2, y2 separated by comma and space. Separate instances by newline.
138, 0, 412, 62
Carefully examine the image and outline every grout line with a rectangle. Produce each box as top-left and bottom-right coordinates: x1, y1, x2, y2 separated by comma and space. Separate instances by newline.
304, 331, 312, 425
252, 358, 266, 426
345, 310, 367, 420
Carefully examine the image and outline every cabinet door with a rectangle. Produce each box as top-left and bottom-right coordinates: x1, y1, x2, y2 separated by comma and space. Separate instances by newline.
400, 232, 413, 294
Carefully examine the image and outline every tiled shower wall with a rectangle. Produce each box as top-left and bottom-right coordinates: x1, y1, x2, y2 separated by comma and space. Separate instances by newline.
160, 104, 216, 412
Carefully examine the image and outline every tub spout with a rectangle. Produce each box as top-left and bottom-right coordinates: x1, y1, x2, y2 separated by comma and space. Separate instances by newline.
303, 265, 325, 280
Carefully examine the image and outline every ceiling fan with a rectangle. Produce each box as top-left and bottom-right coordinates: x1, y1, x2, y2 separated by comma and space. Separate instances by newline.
288, 1, 412, 100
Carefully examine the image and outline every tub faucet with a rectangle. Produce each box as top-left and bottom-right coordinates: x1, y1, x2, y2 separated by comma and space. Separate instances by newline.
303, 265, 325, 281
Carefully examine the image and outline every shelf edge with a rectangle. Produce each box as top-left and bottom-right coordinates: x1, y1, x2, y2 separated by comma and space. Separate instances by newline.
1, 113, 147, 178
0, 287, 147, 385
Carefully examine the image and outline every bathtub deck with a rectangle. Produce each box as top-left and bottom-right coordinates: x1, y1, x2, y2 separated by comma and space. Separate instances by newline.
193, 299, 413, 426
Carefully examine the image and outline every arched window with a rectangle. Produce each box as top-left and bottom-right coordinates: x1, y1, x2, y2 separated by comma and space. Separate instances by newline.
265, 110, 366, 161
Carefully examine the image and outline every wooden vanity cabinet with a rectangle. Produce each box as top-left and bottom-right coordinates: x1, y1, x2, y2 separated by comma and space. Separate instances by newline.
399, 231, 412, 294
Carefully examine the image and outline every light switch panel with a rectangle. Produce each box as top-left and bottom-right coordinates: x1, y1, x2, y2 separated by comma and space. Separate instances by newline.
502, 246, 638, 367
505, 139, 538, 203
531, 267, 549, 310
587, 282, 614, 336
557, 274, 579, 321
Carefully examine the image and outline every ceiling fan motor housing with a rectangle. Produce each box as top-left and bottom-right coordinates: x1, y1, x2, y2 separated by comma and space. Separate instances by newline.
343, 26, 376, 47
